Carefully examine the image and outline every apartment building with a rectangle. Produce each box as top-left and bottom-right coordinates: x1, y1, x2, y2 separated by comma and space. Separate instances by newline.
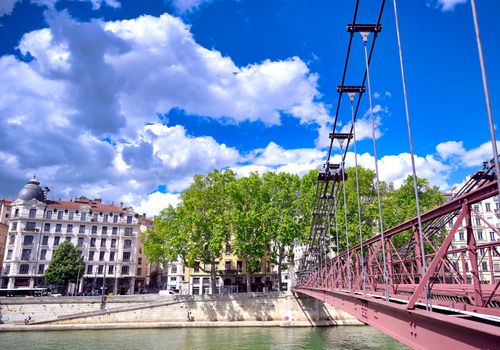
447, 189, 500, 283
1, 177, 141, 294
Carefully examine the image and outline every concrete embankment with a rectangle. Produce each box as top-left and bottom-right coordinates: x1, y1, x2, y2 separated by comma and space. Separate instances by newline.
0, 292, 361, 331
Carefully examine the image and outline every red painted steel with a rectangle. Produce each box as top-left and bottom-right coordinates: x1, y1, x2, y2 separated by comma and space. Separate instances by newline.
295, 179, 500, 348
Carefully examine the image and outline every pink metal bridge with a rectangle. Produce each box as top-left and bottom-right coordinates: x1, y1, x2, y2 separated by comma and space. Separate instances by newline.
293, 1, 500, 349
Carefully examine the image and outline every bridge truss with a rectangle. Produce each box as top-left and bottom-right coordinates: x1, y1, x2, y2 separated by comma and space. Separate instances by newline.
293, 0, 500, 349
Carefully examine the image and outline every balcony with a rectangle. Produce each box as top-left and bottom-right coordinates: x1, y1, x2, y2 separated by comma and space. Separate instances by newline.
23, 227, 39, 232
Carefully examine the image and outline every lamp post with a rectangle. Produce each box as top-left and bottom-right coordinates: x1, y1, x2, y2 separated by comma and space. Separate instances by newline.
101, 262, 107, 310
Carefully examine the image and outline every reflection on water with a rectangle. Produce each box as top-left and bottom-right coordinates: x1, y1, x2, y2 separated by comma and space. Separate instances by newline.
1, 326, 409, 350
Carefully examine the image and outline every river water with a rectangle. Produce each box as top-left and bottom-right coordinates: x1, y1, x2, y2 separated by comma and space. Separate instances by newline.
1, 326, 408, 349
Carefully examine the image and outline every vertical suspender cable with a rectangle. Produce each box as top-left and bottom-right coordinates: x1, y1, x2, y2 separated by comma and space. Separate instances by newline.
361, 32, 390, 300
348, 93, 366, 293
470, 0, 500, 202
392, 0, 430, 310
334, 198, 341, 288
339, 143, 352, 290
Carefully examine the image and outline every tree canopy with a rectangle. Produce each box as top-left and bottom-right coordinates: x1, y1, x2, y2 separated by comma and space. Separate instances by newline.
44, 241, 85, 292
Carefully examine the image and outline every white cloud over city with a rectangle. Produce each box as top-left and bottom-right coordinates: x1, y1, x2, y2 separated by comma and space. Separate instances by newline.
0, 7, 493, 216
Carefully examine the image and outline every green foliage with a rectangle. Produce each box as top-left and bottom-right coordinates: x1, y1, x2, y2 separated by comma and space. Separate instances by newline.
44, 241, 85, 288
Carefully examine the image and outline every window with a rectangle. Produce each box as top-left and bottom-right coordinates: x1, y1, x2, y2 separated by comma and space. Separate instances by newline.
9, 235, 15, 245
23, 235, 34, 245
92, 213, 98, 222
170, 276, 176, 281
458, 231, 465, 241
40, 249, 47, 260
21, 249, 31, 260
194, 262, 200, 273
87, 265, 93, 274
65, 237, 71, 243
91, 226, 97, 234
44, 223, 50, 232
266, 261, 270, 273
29, 209, 37, 218
99, 252, 105, 261
477, 230, 484, 240
46, 210, 52, 219
14, 208, 19, 217
38, 264, 45, 274
497, 203, 500, 211
25, 222, 36, 231
237, 261, 243, 272
112, 227, 117, 235
68, 212, 74, 220
121, 266, 129, 274
473, 205, 480, 212
89, 251, 94, 261
475, 217, 481, 226
55, 224, 62, 233
127, 216, 132, 224
490, 232, 496, 241
98, 265, 104, 274
124, 239, 132, 248
19, 264, 29, 274
138, 257, 142, 265
171, 265, 177, 274
225, 243, 232, 255
4, 265, 10, 274
123, 252, 130, 261
113, 215, 118, 223
100, 238, 106, 247
78, 237, 84, 247
482, 261, 488, 271
110, 252, 115, 261
111, 239, 116, 248
79, 225, 85, 233
54, 236, 60, 246
6, 249, 12, 259
225, 261, 232, 271
193, 277, 200, 285
103, 214, 108, 222
81, 212, 87, 221
90, 238, 96, 247
42, 236, 49, 245
102, 226, 107, 235
67, 224, 73, 233
138, 268, 142, 275
57, 211, 63, 220
108, 265, 114, 274
486, 203, 491, 212
11, 222, 17, 231
124, 227, 133, 236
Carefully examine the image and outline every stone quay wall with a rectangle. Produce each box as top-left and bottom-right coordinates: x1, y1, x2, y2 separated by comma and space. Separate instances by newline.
0, 292, 360, 328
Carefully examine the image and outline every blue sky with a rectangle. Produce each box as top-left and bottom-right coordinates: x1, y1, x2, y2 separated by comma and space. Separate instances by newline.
0, 0, 498, 215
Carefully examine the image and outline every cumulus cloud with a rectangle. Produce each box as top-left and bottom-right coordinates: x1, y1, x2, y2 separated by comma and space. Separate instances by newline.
170, 0, 211, 13
0, 0, 120, 16
427, 0, 468, 12
0, 10, 336, 216
435, 140, 499, 167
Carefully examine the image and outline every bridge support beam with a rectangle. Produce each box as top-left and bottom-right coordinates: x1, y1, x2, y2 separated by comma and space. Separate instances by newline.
295, 288, 500, 350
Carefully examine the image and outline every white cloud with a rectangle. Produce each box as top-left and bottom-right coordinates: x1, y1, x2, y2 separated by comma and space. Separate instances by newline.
0, 0, 120, 16
170, 0, 211, 13
436, 140, 499, 167
136, 191, 181, 217
428, 0, 468, 12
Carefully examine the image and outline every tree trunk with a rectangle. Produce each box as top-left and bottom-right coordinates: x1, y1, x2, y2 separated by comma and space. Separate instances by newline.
210, 260, 217, 294
277, 253, 283, 291
246, 262, 252, 293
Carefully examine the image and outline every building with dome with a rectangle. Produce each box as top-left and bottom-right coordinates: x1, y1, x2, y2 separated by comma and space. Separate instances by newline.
1, 177, 142, 294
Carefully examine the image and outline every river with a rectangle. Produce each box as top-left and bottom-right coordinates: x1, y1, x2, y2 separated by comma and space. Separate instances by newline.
1, 326, 408, 349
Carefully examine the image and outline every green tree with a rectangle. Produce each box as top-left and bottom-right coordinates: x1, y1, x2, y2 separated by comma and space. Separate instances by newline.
228, 173, 270, 292
262, 172, 301, 290
44, 241, 85, 293
382, 175, 446, 248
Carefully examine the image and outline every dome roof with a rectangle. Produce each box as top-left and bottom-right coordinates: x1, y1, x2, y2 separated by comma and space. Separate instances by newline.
17, 176, 45, 203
